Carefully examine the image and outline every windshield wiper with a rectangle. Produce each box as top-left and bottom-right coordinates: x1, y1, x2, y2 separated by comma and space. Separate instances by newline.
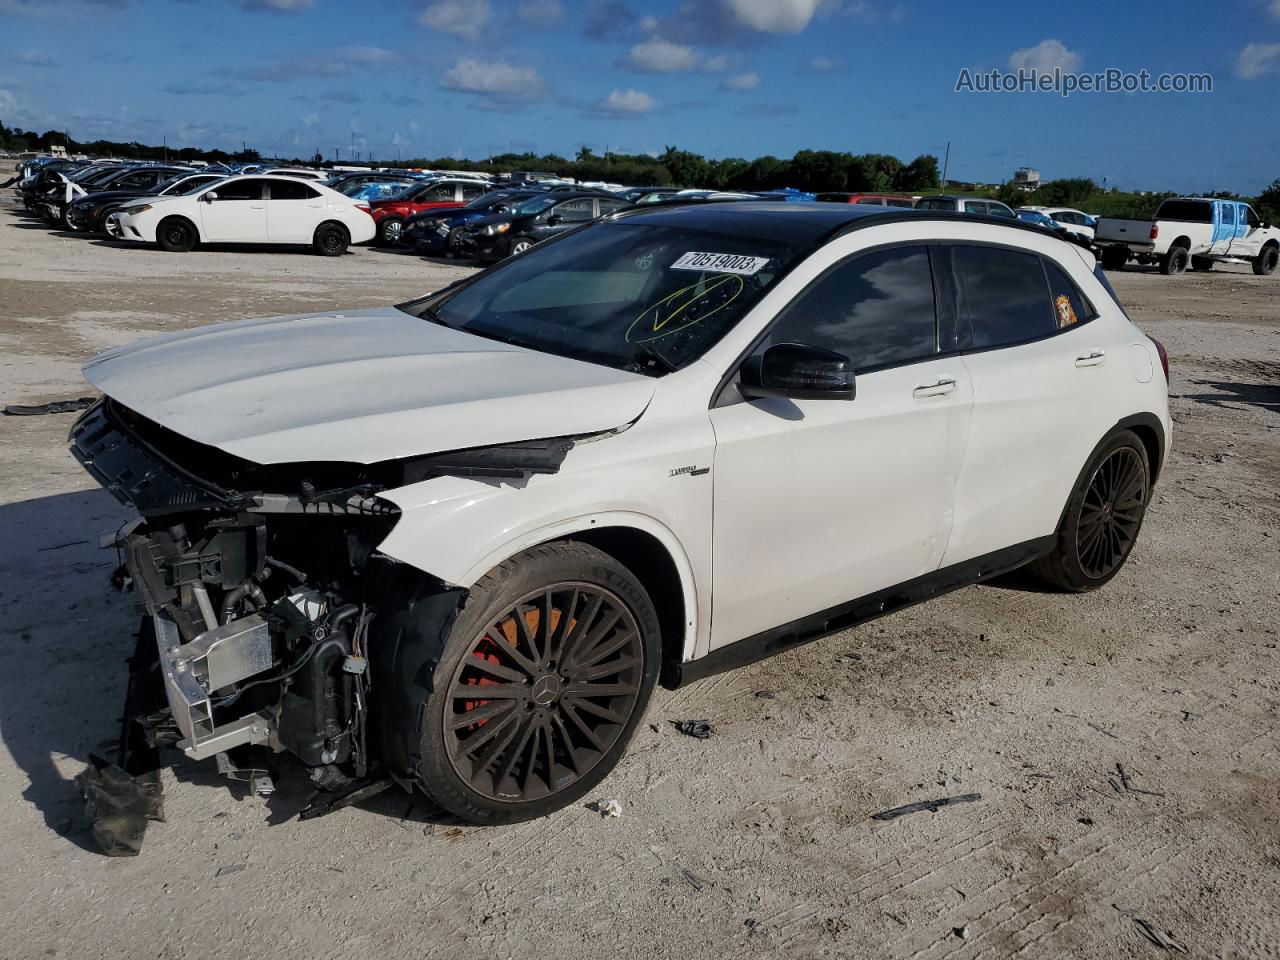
627, 342, 679, 375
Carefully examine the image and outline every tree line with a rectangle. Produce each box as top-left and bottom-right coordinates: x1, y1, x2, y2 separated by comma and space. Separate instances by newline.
5, 118, 1277, 222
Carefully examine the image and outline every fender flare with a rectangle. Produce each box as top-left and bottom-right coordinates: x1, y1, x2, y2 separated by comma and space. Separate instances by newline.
451, 510, 702, 665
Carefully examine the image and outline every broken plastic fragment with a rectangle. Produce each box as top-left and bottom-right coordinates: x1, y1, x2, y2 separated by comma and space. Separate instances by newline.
76, 754, 164, 857
594, 799, 623, 818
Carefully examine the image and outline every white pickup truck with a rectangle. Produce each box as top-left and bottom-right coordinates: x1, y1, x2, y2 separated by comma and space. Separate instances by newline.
1095, 198, 1279, 276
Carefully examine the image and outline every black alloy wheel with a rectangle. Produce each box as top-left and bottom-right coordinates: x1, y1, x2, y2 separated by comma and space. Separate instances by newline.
1076, 446, 1147, 580
1255, 245, 1279, 276
443, 582, 646, 805
157, 217, 196, 252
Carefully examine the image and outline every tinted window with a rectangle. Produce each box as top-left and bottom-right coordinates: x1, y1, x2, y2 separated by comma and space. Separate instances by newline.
269, 180, 318, 200
765, 245, 938, 371
856, 197, 884, 206
885, 198, 914, 208
916, 197, 952, 210
963, 201, 987, 214
459, 182, 488, 201
1156, 199, 1212, 223
987, 203, 1016, 219
1247, 206, 1261, 228
597, 199, 627, 215
954, 245, 1055, 348
424, 183, 457, 202
1043, 260, 1095, 329
555, 198, 595, 221
213, 179, 266, 201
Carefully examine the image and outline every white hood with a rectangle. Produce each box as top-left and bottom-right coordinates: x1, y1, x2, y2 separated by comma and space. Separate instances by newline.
83, 307, 655, 465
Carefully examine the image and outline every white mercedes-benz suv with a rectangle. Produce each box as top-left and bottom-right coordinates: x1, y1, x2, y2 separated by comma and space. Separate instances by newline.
70, 201, 1169, 843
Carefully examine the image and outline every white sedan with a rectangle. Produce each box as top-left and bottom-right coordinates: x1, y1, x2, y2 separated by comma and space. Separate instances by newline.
108, 174, 376, 255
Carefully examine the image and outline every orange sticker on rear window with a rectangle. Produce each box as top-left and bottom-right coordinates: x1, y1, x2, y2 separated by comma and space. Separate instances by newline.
1055, 294, 1079, 328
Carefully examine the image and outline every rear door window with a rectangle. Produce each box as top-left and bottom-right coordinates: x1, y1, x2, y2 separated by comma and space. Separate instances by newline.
555, 198, 595, 222
953, 245, 1056, 348
963, 200, 988, 214
762, 244, 939, 372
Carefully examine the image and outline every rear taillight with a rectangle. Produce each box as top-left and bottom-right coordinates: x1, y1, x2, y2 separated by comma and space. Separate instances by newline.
1149, 336, 1169, 382
1149, 223, 1159, 240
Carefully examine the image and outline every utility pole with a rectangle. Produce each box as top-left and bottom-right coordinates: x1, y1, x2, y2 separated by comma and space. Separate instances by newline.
941, 141, 950, 188
163, 135, 167, 163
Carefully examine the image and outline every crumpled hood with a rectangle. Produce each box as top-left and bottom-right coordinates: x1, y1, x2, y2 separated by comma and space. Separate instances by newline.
83, 307, 655, 465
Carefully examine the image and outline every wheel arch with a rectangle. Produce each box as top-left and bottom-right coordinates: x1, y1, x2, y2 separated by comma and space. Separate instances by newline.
446, 513, 700, 682
1054, 413, 1166, 533
155, 212, 202, 242
1170, 235, 1192, 251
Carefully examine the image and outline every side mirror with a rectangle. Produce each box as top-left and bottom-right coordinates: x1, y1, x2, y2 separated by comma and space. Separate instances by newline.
201, 191, 218, 203
739, 342, 856, 402
547, 213, 563, 225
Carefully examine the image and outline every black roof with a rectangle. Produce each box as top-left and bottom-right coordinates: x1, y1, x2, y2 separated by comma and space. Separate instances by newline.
611, 200, 1072, 246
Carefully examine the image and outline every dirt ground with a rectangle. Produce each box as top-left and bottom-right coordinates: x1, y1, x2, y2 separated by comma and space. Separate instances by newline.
1, 173, 1277, 960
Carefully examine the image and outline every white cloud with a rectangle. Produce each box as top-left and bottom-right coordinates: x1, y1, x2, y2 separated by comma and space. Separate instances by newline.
598, 88, 657, 114
1236, 42, 1280, 78
17, 48, 55, 66
516, 0, 564, 25
720, 71, 759, 90
334, 46, 395, 64
1271, 0, 1280, 19
302, 112, 319, 128
724, 0, 824, 33
809, 56, 839, 71
0, 88, 18, 116
1008, 38, 1082, 73
440, 58, 545, 104
419, 0, 491, 38
621, 39, 701, 72
703, 53, 730, 71
839, 1, 906, 23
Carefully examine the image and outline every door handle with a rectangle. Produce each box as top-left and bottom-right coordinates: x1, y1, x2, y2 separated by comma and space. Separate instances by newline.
912, 377, 958, 399
1075, 349, 1106, 368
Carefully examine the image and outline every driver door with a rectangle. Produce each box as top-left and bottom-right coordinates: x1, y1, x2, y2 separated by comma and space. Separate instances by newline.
197, 178, 267, 242
708, 244, 970, 649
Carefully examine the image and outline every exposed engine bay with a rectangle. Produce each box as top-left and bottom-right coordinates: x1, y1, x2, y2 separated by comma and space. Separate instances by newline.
69, 398, 574, 853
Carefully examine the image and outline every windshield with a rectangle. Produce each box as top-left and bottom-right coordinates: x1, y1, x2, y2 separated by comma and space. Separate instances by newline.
406, 221, 805, 374
510, 194, 559, 217
173, 175, 224, 195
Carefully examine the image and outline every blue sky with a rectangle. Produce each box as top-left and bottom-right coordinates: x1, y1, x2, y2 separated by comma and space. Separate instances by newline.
2, 0, 1278, 193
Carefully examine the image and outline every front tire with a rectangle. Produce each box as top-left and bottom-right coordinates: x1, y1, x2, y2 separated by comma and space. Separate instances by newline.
413, 542, 661, 824
1029, 430, 1151, 592
1160, 245, 1189, 275
508, 236, 534, 257
313, 222, 349, 257
1255, 244, 1279, 276
376, 217, 404, 246
156, 216, 197, 252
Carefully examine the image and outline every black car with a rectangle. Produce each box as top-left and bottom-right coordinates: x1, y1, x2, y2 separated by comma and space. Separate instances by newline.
44, 165, 192, 227
67, 171, 224, 233
403, 189, 541, 256
455, 191, 629, 262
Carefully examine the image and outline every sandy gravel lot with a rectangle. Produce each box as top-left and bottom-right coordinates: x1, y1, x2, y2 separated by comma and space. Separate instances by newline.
0, 178, 1277, 960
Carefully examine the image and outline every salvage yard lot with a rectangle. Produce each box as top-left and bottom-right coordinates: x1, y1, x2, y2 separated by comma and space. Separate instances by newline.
1, 183, 1278, 960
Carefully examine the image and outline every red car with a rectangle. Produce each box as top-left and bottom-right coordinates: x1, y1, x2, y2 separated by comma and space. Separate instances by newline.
815, 192, 916, 208
369, 179, 493, 245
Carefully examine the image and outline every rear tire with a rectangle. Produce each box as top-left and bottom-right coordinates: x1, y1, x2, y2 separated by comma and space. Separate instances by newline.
1101, 247, 1127, 271
1160, 245, 1189, 275
412, 541, 661, 825
156, 216, 197, 252
1029, 430, 1151, 592
313, 222, 349, 257
1191, 255, 1214, 271
1255, 244, 1279, 276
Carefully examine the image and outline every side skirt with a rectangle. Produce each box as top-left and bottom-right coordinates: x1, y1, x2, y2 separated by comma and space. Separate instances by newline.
666, 536, 1055, 688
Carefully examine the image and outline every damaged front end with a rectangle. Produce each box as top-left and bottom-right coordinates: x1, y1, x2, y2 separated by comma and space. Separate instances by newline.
68, 398, 571, 852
